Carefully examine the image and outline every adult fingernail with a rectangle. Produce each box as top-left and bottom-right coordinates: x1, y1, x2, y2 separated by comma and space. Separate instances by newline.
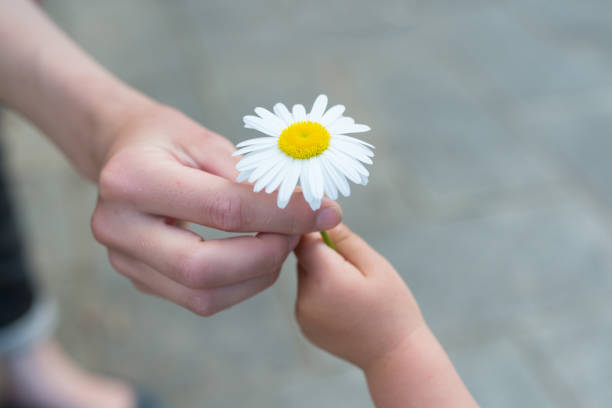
288, 235, 300, 250
316, 207, 342, 230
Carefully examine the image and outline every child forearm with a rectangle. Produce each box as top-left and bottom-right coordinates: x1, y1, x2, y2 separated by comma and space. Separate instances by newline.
364, 326, 477, 408
0, 0, 154, 180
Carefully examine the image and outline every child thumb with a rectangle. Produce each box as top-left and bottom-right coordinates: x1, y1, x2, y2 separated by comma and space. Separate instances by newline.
323, 224, 383, 274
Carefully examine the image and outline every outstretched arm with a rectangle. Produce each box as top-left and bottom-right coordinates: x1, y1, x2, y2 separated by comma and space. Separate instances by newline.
0, 0, 150, 180
294, 225, 477, 407
364, 326, 475, 408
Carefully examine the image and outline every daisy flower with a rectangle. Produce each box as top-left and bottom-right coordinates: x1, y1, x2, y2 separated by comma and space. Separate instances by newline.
233, 94, 375, 211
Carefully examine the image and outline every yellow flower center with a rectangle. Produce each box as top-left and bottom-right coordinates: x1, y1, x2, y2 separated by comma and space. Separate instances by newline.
277, 121, 331, 159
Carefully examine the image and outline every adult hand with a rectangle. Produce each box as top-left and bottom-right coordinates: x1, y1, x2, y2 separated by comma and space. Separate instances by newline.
91, 105, 343, 315
0, 1, 342, 316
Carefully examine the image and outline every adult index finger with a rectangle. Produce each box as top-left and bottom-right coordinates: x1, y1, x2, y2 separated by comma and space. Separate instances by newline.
102, 155, 342, 233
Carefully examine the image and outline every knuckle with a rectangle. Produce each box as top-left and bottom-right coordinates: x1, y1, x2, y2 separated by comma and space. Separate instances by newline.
130, 279, 150, 294
269, 250, 288, 273
261, 267, 282, 290
268, 267, 282, 286
107, 252, 136, 280
207, 194, 243, 231
260, 237, 291, 270
98, 155, 134, 202
188, 291, 216, 317
131, 281, 145, 293
90, 206, 112, 245
172, 251, 212, 288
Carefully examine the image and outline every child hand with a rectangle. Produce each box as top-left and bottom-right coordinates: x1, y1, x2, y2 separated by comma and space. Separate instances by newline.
294, 224, 425, 370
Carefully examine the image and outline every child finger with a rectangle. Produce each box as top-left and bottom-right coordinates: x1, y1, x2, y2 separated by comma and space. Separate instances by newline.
325, 224, 387, 274
294, 232, 345, 273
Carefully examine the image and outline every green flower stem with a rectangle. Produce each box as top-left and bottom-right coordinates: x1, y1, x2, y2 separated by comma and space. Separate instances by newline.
320, 230, 337, 251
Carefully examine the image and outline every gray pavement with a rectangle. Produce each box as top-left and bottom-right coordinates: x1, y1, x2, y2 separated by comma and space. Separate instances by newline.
2, 1, 612, 406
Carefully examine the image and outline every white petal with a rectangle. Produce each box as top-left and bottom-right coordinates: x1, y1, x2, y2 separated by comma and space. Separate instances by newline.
324, 181, 338, 201
277, 160, 301, 209
236, 137, 277, 148
360, 174, 369, 185
326, 116, 354, 133
321, 164, 338, 201
329, 121, 371, 135
301, 160, 326, 209
299, 160, 314, 206
333, 138, 374, 158
319, 105, 345, 127
292, 104, 307, 122
265, 161, 289, 194
243, 115, 281, 136
232, 140, 277, 156
327, 117, 362, 134
308, 94, 328, 122
235, 148, 278, 171
331, 139, 374, 164
236, 168, 255, 183
255, 107, 287, 133
332, 147, 370, 177
326, 149, 361, 184
349, 157, 370, 177
349, 124, 371, 133
273, 103, 294, 125
255, 159, 287, 192
310, 198, 322, 211
321, 154, 351, 197
248, 151, 284, 183
309, 158, 325, 200
334, 134, 375, 149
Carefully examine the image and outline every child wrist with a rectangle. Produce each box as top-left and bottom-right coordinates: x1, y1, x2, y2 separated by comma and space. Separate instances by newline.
362, 322, 432, 375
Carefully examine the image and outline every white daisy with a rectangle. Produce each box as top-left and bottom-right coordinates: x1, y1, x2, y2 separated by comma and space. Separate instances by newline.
233, 94, 375, 211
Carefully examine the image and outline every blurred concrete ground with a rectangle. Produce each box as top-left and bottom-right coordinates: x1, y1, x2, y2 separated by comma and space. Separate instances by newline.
2, 0, 612, 406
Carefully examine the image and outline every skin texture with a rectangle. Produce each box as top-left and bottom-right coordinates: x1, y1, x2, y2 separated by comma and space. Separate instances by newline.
294, 224, 478, 408
0, 0, 343, 316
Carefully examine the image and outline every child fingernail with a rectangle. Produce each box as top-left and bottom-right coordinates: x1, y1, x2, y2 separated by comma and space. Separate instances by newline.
316, 207, 342, 230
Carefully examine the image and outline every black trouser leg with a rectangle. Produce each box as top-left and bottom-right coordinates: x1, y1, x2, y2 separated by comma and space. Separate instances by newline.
0, 142, 36, 328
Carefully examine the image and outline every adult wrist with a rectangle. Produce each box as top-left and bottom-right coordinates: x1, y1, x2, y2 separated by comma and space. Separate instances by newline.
85, 86, 159, 180
32, 37, 159, 181
0, 0, 161, 181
